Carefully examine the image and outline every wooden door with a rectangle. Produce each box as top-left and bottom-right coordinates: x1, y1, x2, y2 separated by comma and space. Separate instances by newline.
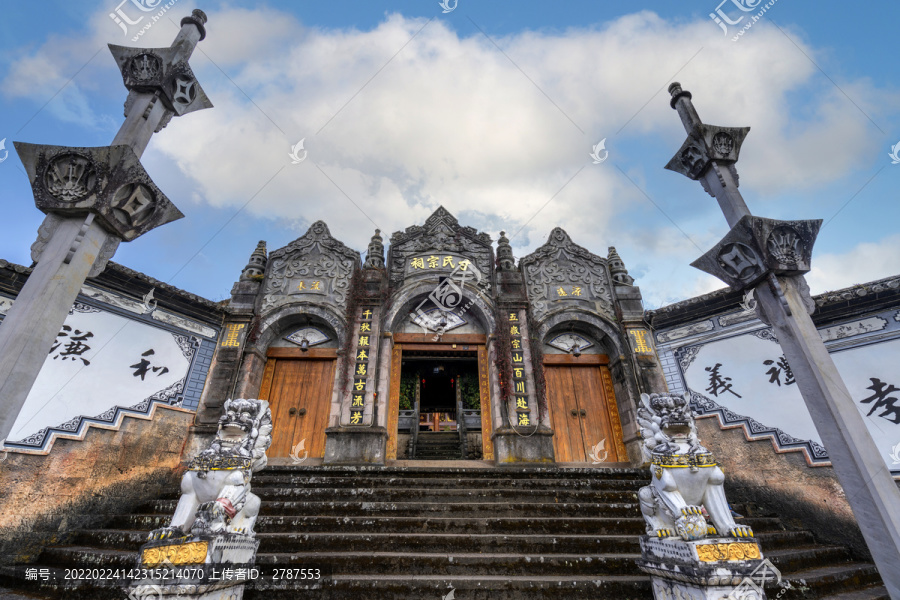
545, 360, 625, 463
259, 357, 336, 459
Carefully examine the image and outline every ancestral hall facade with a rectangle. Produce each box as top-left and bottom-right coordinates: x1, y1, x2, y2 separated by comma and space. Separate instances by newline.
197, 206, 667, 467
2, 204, 900, 569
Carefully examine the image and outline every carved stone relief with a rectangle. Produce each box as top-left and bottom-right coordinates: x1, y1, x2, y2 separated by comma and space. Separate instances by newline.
520, 227, 614, 322
387, 206, 493, 291
261, 221, 360, 314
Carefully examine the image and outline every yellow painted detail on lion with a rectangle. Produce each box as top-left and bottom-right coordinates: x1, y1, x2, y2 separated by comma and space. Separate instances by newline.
696, 542, 761, 562
141, 541, 209, 566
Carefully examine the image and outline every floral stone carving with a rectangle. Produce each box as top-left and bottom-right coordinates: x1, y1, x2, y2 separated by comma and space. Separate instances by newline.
520, 227, 614, 322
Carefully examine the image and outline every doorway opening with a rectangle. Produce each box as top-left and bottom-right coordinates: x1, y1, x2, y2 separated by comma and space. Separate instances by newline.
398, 351, 482, 460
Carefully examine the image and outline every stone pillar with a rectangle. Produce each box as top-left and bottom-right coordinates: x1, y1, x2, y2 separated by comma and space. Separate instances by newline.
194, 241, 266, 430
324, 250, 388, 465
0, 10, 212, 443
491, 238, 555, 465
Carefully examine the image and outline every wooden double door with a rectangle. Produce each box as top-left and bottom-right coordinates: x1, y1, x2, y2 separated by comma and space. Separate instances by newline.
259, 349, 336, 459
545, 356, 626, 463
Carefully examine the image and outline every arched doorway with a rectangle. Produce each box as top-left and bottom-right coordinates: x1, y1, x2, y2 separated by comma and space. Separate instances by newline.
257, 318, 340, 460
382, 287, 496, 461
542, 326, 628, 463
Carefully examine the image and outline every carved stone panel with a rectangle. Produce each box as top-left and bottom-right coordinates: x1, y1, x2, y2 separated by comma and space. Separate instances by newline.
108, 44, 213, 117
386, 206, 493, 292
519, 227, 614, 322
261, 221, 360, 314
14, 143, 183, 242
691, 215, 822, 291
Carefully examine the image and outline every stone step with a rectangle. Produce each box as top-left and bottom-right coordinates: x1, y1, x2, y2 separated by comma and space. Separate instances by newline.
818, 585, 890, 600
765, 545, 853, 574
753, 530, 817, 551
244, 574, 652, 600
74, 529, 645, 555
146, 486, 642, 505
257, 551, 641, 576
147, 500, 643, 518
0, 585, 56, 600
110, 514, 653, 535
0, 566, 125, 600
775, 563, 884, 598
414, 453, 464, 458
247, 475, 653, 491
37, 547, 645, 577
256, 465, 647, 479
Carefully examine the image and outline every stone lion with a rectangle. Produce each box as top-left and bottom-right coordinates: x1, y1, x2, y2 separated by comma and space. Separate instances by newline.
636, 392, 752, 541
149, 398, 273, 541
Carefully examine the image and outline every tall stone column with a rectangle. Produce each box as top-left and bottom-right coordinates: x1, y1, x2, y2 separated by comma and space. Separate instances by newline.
0, 10, 213, 444
664, 82, 900, 598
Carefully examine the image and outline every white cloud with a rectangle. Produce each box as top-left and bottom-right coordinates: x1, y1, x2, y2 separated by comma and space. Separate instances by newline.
2, 6, 894, 306
806, 234, 900, 293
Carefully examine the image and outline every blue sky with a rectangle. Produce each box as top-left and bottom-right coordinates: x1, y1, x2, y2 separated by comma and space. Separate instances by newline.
1, 1, 898, 308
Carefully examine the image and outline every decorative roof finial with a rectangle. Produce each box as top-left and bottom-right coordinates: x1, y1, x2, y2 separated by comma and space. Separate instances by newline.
607, 246, 634, 286
496, 230, 516, 271
240, 240, 267, 281
364, 229, 385, 269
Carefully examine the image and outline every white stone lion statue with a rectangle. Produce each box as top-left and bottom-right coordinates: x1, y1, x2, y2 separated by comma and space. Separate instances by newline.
637, 392, 753, 541
149, 398, 273, 541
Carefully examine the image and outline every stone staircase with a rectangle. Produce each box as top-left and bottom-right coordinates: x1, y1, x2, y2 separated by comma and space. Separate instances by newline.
413, 431, 463, 460
0, 465, 888, 599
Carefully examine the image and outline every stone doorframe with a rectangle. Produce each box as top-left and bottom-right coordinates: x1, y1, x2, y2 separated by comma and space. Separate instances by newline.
535, 309, 646, 465
235, 304, 348, 428
382, 333, 493, 461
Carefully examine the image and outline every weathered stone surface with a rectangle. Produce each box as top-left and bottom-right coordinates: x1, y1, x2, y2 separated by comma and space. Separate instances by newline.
387, 206, 493, 292
0, 407, 193, 565
492, 426, 555, 465
323, 426, 387, 465
519, 227, 615, 323
260, 221, 360, 315
696, 417, 871, 560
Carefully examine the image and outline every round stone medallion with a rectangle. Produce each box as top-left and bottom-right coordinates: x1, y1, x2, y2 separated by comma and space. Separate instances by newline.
43, 152, 97, 202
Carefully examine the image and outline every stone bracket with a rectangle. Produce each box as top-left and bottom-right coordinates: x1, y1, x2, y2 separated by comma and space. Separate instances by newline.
691, 215, 822, 292
665, 123, 750, 181
14, 142, 183, 242
109, 43, 213, 118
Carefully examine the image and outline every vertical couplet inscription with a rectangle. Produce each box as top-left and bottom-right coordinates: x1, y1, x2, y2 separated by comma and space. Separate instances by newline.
349, 308, 373, 425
